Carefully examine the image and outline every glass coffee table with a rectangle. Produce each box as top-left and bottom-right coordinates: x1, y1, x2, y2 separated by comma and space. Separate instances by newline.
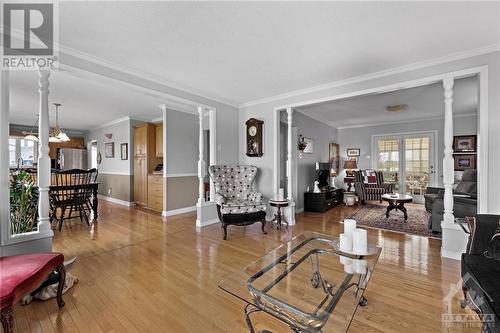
218, 232, 382, 332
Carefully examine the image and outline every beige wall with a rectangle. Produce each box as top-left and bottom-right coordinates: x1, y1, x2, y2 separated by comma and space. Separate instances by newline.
97, 173, 133, 202
166, 176, 198, 210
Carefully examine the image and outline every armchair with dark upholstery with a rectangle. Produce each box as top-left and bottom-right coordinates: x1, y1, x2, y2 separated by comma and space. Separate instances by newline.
353, 170, 394, 204
209, 165, 267, 240
461, 215, 500, 332
425, 169, 477, 233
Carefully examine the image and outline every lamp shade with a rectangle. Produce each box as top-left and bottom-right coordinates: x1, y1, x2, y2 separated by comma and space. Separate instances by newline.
343, 160, 358, 169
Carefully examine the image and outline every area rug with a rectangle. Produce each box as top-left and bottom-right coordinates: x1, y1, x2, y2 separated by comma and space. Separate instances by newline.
346, 204, 440, 239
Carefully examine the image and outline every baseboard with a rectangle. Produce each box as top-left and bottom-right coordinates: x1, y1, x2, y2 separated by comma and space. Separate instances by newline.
164, 206, 197, 217
98, 195, 135, 207
295, 208, 304, 214
196, 218, 220, 228
441, 249, 462, 261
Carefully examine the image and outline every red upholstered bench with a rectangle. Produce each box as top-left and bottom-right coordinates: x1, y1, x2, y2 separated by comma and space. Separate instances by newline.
0, 252, 66, 333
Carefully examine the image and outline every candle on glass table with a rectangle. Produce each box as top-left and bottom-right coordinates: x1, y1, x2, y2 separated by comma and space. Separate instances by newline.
339, 233, 352, 252
344, 219, 357, 236
352, 228, 368, 253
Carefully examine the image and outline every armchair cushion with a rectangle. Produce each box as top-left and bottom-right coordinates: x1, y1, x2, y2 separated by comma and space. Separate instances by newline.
361, 169, 378, 184
219, 200, 267, 215
214, 192, 226, 206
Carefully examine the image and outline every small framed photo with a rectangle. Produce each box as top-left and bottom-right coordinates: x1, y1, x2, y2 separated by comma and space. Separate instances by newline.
303, 137, 314, 154
349, 156, 358, 164
104, 142, 114, 158
454, 154, 476, 171
453, 135, 476, 152
347, 148, 360, 157
120, 143, 128, 160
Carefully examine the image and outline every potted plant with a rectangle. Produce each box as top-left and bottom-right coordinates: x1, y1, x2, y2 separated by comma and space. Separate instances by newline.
10, 170, 39, 234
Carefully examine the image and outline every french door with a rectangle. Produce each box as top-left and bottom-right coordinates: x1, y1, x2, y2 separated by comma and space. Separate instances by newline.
373, 132, 436, 203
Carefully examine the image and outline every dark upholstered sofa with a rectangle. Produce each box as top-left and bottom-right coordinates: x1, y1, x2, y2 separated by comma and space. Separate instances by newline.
424, 169, 477, 233
461, 215, 500, 332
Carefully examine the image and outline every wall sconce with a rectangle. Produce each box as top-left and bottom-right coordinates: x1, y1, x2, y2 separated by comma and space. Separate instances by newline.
298, 135, 307, 158
104, 133, 113, 139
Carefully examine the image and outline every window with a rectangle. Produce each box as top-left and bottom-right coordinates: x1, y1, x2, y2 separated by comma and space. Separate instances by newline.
9, 137, 38, 167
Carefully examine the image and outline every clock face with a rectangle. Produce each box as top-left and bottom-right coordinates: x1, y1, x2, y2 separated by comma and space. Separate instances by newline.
248, 125, 257, 137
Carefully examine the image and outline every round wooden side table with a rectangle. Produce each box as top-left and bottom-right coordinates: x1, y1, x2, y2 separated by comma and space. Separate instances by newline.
269, 200, 289, 230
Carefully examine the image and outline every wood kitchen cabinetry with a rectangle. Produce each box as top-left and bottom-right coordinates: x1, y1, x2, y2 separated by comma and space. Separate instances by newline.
155, 124, 163, 158
133, 123, 163, 211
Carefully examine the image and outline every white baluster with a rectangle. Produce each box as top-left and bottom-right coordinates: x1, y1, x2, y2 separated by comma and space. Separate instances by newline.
0, 70, 10, 244
197, 107, 205, 205
160, 104, 168, 217
37, 70, 52, 234
286, 107, 293, 201
442, 77, 455, 226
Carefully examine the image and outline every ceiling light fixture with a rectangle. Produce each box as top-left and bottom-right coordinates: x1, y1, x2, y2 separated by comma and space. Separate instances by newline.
385, 104, 408, 113
23, 116, 39, 142
49, 103, 71, 142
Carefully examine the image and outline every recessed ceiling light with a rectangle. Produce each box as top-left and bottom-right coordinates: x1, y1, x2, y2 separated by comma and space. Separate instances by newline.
386, 104, 408, 112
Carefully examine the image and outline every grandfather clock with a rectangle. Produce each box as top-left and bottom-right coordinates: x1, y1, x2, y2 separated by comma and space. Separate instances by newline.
246, 118, 264, 157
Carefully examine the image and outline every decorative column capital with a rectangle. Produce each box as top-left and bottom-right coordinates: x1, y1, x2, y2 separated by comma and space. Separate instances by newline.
159, 104, 167, 112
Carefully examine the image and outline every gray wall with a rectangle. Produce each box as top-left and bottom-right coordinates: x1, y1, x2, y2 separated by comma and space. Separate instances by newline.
239, 51, 500, 214
165, 109, 198, 174
85, 118, 136, 202
337, 114, 477, 187
282, 111, 338, 211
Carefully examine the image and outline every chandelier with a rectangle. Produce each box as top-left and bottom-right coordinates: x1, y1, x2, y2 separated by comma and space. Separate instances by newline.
24, 103, 71, 143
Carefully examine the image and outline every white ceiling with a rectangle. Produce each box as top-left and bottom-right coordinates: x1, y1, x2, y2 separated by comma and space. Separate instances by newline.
295, 75, 478, 128
57, 1, 500, 105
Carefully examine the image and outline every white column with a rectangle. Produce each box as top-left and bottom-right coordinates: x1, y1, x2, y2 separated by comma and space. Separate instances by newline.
197, 107, 205, 205
286, 107, 296, 225
0, 71, 10, 247
160, 104, 168, 217
442, 77, 455, 226
209, 109, 216, 202
37, 70, 52, 234
286, 107, 293, 201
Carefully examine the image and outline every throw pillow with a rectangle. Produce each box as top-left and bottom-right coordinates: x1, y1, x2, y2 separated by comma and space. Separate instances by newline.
484, 220, 500, 261
361, 169, 377, 184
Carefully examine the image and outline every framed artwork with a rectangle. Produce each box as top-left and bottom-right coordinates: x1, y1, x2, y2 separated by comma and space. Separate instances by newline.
303, 137, 314, 154
349, 156, 359, 164
104, 142, 114, 158
454, 154, 476, 171
120, 143, 128, 160
328, 143, 339, 175
347, 148, 360, 157
453, 135, 476, 152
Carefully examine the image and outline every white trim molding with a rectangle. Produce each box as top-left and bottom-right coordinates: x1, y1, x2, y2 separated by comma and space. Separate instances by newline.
97, 195, 135, 207
240, 44, 500, 108
163, 206, 197, 217
166, 173, 198, 178
196, 218, 220, 228
94, 116, 131, 130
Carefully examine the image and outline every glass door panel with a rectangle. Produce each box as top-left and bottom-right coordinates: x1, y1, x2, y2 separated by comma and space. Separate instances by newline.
376, 137, 400, 192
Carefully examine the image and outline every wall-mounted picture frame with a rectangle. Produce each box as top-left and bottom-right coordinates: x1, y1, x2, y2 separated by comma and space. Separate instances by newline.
454, 154, 476, 171
104, 142, 115, 158
453, 135, 477, 153
97, 152, 102, 165
303, 137, 314, 154
120, 143, 128, 160
347, 148, 360, 157
328, 143, 339, 175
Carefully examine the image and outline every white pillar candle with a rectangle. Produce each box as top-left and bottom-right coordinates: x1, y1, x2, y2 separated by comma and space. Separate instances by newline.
344, 219, 357, 236
278, 188, 285, 201
352, 228, 368, 253
339, 256, 352, 266
344, 263, 354, 274
339, 233, 352, 252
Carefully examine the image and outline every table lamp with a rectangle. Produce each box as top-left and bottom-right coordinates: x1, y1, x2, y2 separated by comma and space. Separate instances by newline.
343, 160, 358, 192
330, 169, 337, 188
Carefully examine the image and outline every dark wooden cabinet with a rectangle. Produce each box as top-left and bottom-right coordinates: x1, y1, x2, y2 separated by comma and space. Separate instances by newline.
304, 188, 342, 213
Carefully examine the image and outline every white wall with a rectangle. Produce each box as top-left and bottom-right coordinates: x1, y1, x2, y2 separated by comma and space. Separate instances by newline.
165, 109, 198, 174
239, 51, 500, 214
337, 114, 477, 187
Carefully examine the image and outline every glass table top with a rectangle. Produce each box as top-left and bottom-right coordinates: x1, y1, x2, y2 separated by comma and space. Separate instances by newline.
218, 232, 382, 332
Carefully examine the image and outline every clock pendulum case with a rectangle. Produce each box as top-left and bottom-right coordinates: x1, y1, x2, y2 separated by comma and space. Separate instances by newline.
245, 118, 264, 157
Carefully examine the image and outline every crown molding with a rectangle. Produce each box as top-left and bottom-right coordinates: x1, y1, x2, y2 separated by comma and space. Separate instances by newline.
58, 45, 240, 108
93, 116, 131, 130
239, 43, 500, 108
336, 112, 477, 130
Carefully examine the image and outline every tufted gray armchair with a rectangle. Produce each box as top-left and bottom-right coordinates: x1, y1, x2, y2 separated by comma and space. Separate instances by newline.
209, 165, 267, 239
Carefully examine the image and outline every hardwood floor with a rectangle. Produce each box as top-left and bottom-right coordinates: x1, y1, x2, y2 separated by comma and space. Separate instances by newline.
11, 201, 479, 333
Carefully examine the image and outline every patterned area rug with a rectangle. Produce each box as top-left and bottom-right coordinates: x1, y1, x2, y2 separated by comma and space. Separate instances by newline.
346, 203, 440, 239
